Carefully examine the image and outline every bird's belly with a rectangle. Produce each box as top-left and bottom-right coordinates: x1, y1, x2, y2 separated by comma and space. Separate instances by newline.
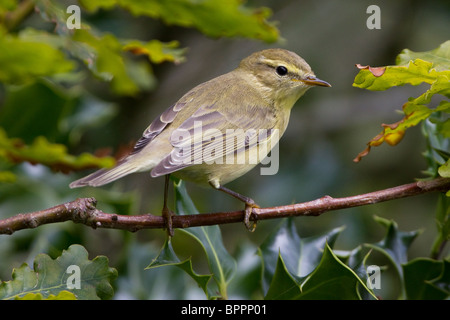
173, 162, 259, 187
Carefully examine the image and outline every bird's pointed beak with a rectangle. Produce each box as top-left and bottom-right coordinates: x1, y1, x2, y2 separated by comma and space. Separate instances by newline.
301, 76, 331, 87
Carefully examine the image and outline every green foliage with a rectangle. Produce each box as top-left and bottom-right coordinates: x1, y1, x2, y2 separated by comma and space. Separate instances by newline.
0, 0, 448, 301
0, 128, 115, 176
0, 0, 280, 182
353, 41, 450, 275
0, 244, 117, 300
4, 182, 446, 300
79, 0, 279, 42
353, 40, 450, 164
365, 216, 420, 284
134, 182, 447, 300
146, 179, 236, 299
260, 221, 375, 300
403, 258, 450, 299
0, 33, 73, 84
146, 238, 212, 298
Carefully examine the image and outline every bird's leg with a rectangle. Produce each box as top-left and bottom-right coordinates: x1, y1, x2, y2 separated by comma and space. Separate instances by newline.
212, 184, 259, 232
162, 174, 174, 237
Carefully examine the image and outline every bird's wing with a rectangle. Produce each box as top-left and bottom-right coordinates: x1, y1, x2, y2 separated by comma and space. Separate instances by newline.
129, 101, 185, 156
150, 96, 279, 177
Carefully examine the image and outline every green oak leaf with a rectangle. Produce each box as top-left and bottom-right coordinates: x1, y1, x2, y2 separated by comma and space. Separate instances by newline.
80, 0, 280, 43
0, 34, 73, 84
0, 128, 115, 174
15, 291, 77, 300
122, 39, 186, 64
396, 40, 450, 72
0, 244, 117, 300
353, 58, 447, 91
353, 40, 450, 162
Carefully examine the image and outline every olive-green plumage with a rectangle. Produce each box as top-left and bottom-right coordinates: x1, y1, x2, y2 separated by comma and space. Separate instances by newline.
70, 48, 330, 232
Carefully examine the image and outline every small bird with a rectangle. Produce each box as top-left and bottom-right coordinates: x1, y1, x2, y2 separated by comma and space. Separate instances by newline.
70, 48, 331, 235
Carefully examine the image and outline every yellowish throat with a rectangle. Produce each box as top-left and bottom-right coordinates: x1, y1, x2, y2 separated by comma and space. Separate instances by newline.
70, 48, 331, 235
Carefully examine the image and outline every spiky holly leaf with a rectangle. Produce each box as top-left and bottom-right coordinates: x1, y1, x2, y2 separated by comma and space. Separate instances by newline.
146, 238, 212, 298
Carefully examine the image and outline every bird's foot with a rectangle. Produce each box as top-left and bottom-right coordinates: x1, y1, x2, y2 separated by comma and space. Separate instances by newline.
244, 200, 260, 232
162, 206, 175, 237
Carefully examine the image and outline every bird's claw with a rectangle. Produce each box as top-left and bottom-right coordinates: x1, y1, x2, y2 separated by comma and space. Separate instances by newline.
162, 207, 175, 237
244, 201, 259, 232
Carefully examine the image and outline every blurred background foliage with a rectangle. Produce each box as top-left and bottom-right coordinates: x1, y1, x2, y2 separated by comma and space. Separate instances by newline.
0, 0, 449, 299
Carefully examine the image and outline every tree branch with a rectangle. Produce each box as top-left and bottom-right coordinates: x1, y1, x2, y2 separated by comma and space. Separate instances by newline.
1, 178, 450, 235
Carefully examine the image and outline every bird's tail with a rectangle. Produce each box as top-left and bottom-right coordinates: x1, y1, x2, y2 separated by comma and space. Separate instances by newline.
69, 161, 140, 188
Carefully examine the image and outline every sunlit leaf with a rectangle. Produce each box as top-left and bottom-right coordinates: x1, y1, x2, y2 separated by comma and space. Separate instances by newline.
123, 39, 186, 64
72, 29, 141, 95
0, 34, 73, 84
353, 40, 450, 162
0, 128, 115, 174
353, 59, 446, 91
15, 291, 77, 300
80, 0, 280, 43
397, 40, 450, 72
0, 170, 16, 183
0, 0, 17, 14
355, 100, 450, 162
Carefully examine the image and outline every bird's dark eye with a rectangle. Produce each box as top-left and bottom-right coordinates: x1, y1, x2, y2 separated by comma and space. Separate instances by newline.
276, 66, 288, 76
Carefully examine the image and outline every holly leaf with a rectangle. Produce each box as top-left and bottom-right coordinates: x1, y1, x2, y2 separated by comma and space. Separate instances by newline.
146, 237, 212, 298
259, 219, 375, 300
0, 244, 117, 300
403, 258, 450, 300
263, 253, 301, 299
264, 243, 376, 300
365, 216, 420, 291
173, 178, 237, 299
258, 218, 343, 294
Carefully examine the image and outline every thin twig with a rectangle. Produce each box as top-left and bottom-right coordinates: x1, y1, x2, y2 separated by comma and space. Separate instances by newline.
1, 178, 449, 235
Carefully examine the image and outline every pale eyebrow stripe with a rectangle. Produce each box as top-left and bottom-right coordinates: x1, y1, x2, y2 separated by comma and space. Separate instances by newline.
260, 58, 302, 75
